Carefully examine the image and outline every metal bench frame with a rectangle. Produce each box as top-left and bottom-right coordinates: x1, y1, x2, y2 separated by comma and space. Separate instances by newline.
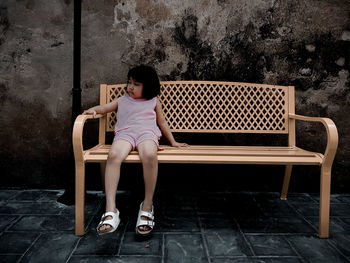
73, 81, 338, 238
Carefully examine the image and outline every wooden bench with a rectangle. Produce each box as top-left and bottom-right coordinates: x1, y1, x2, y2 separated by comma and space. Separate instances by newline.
73, 81, 338, 238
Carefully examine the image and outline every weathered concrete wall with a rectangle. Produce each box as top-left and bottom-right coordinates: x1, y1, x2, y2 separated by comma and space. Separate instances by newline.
0, 0, 73, 188
1, 0, 349, 191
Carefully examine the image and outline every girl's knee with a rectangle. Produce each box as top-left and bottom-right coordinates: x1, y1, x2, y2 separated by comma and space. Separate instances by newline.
141, 150, 157, 164
107, 151, 124, 164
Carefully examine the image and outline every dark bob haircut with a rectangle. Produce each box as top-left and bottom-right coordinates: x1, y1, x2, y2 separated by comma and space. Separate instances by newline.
127, 65, 160, 100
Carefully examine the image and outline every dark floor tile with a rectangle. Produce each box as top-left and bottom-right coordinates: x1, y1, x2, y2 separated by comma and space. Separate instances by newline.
74, 229, 122, 255
161, 207, 198, 218
283, 193, 316, 203
229, 199, 264, 218
310, 194, 348, 204
119, 232, 161, 255
159, 197, 196, 208
288, 202, 319, 216
0, 215, 19, 231
197, 195, 231, 212
210, 258, 252, 263
0, 255, 22, 263
331, 204, 350, 216
329, 232, 350, 257
0, 190, 19, 201
293, 203, 350, 217
246, 235, 296, 256
287, 235, 349, 263
9, 215, 75, 231
20, 233, 79, 263
69, 255, 162, 263
252, 258, 302, 263
156, 215, 200, 232
0, 232, 39, 254
8, 190, 63, 202
229, 192, 256, 201
237, 217, 315, 234
339, 217, 350, 230
0, 202, 64, 215
199, 212, 238, 232
304, 217, 350, 234
252, 192, 281, 200
211, 257, 302, 263
205, 231, 252, 257
60, 198, 102, 215
335, 195, 350, 204
257, 201, 299, 217
165, 234, 208, 263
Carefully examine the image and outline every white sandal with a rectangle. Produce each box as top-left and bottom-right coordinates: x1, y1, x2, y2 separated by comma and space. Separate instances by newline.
97, 210, 121, 235
135, 203, 155, 236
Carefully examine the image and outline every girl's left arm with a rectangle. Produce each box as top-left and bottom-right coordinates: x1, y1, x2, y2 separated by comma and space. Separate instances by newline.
155, 100, 188, 147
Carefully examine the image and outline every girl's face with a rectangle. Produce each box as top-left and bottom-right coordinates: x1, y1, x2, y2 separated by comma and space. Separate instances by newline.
127, 78, 144, 99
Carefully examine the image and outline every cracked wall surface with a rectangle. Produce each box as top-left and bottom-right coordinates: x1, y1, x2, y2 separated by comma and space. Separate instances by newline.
1, 0, 349, 191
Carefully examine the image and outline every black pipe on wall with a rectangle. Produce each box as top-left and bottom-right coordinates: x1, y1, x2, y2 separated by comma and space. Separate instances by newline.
58, 0, 81, 205
72, 0, 82, 122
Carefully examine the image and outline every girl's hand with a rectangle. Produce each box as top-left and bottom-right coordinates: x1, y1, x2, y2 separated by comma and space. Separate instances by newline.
82, 109, 97, 117
171, 142, 189, 147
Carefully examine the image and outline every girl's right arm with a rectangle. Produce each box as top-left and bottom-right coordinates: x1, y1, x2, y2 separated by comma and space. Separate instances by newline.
83, 100, 118, 117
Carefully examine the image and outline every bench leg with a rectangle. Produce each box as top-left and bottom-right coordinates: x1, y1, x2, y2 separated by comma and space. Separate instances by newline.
100, 162, 106, 193
280, 165, 293, 200
319, 166, 331, 238
75, 161, 85, 236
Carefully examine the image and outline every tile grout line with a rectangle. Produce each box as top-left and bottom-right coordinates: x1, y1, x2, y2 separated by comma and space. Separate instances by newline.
16, 233, 42, 263
196, 203, 212, 263
326, 238, 350, 262
65, 235, 84, 263
236, 195, 257, 257
161, 233, 165, 263
116, 216, 128, 256
282, 235, 307, 263
285, 199, 319, 233
6, 191, 22, 203
3, 215, 24, 232
233, 217, 256, 257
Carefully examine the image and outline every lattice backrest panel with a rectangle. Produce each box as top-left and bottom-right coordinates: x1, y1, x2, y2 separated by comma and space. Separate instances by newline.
105, 81, 290, 133
106, 84, 127, 131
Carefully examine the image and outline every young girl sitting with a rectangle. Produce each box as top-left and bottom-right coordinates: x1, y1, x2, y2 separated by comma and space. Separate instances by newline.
83, 65, 187, 236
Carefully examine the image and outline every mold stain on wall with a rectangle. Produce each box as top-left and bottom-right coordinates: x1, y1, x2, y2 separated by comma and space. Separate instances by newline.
111, 0, 350, 189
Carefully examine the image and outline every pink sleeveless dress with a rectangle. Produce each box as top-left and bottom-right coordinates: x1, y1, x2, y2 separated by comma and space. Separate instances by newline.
114, 95, 162, 149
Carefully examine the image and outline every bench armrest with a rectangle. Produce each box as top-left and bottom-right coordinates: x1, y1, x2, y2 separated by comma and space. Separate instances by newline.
72, 114, 104, 163
289, 114, 338, 168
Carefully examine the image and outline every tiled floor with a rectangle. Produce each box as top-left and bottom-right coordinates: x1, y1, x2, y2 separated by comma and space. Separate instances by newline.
0, 189, 349, 263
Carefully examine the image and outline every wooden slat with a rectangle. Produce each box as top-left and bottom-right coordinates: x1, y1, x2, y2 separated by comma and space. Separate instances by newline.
83, 144, 323, 165
85, 154, 322, 165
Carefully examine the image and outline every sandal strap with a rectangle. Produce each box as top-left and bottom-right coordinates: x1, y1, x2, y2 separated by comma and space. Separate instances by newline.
104, 211, 119, 218
136, 218, 155, 228
98, 218, 117, 229
139, 210, 154, 220
98, 211, 120, 229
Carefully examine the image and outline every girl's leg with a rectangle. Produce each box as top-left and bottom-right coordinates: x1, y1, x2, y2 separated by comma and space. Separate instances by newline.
136, 140, 158, 232
99, 139, 132, 232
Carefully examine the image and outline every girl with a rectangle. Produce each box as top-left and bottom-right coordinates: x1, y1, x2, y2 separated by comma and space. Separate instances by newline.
83, 65, 187, 236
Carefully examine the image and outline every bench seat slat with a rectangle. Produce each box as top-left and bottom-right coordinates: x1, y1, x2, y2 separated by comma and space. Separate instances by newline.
83, 145, 323, 165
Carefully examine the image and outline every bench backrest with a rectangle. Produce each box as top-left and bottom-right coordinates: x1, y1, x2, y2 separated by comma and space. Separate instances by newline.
100, 81, 295, 136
